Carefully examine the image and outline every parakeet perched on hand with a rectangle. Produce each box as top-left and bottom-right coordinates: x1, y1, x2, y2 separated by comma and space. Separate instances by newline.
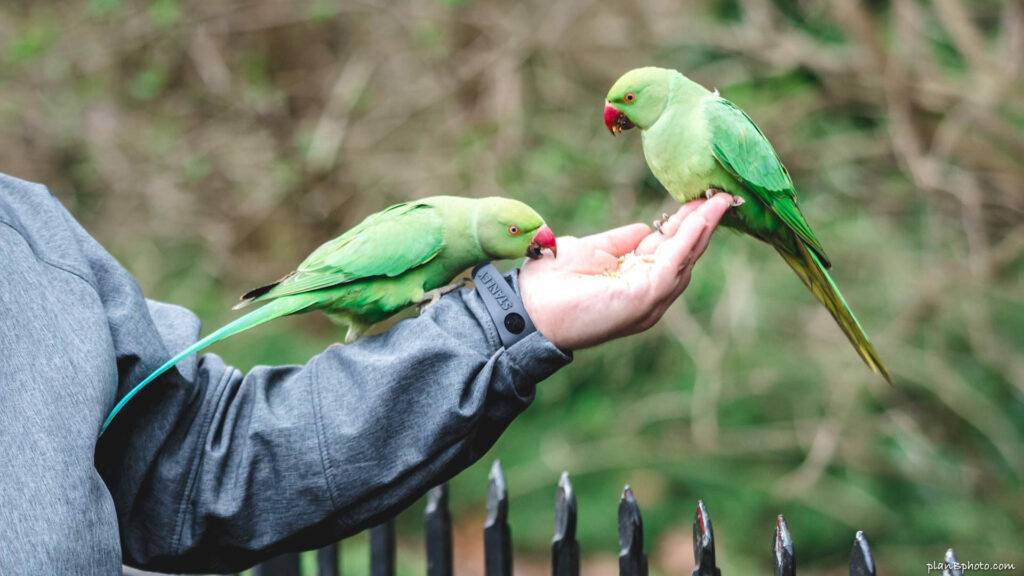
101, 196, 557, 433
604, 66, 890, 383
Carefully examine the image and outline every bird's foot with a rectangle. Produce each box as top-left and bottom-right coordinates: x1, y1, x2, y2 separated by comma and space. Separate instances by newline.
705, 188, 743, 206
418, 278, 469, 313
705, 187, 730, 200
344, 323, 367, 344
653, 212, 671, 235
417, 292, 438, 314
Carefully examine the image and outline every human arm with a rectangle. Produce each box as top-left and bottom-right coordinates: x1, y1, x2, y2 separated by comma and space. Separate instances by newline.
95, 287, 568, 572
1, 174, 723, 574
106, 194, 730, 571
100, 193, 728, 572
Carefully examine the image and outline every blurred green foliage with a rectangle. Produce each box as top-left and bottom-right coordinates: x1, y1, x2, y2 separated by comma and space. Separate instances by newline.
2, 0, 1022, 574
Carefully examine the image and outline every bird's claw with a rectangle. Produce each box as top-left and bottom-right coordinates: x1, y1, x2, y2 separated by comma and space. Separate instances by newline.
653, 212, 670, 234
418, 278, 469, 313
417, 291, 441, 313
704, 188, 743, 206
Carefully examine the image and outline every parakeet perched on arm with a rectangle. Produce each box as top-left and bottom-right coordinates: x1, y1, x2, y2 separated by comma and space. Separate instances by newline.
100, 196, 557, 434
603, 67, 890, 383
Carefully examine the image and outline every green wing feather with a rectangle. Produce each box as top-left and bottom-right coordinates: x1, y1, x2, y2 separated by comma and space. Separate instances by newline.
239, 201, 444, 306
103, 201, 446, 435
704, 98, 832, 268
704, 97, 890, 382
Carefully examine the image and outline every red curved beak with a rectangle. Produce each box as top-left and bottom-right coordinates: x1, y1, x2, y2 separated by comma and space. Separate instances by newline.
604, 103, 635, 135
527, 225, 557, 259
604, 103, 620, 134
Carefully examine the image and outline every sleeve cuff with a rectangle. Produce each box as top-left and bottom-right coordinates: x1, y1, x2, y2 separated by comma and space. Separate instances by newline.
472, 263, 536, 349
464, 266, 572, 398
498, 330, 572, 398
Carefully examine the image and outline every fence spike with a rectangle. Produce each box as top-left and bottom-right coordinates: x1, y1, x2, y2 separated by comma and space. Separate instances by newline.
618, 486, 648, 576
485, 460, 513, 576
370, 520, 395, 576
692, 500, 721, 576
316, 542, 341, 576
772, 515, 795, 576
551, 471, 580, 576
848, 531, 875, 576
942, 548, 963, 576
425, 484, 453, 576
252, 552, 301, 576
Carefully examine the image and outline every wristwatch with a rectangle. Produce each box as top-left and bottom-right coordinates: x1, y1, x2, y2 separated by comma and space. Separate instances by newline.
472, 262, 537, 348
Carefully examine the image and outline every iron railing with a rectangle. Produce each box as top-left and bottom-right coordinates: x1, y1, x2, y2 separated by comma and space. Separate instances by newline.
242, 460, 968, 576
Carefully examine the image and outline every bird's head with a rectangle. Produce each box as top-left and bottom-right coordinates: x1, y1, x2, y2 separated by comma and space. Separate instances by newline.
475, 197, 556, 260
604, 67, 674, 135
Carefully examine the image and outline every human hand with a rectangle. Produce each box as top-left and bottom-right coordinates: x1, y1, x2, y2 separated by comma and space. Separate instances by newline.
519, 193, 734, 351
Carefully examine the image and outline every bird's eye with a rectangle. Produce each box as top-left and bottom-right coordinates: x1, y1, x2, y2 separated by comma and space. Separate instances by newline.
507, 225, 520, 236
624, 92, 636, 103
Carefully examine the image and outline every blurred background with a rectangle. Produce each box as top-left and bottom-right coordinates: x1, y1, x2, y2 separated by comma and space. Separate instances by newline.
2, 0, 1022, 574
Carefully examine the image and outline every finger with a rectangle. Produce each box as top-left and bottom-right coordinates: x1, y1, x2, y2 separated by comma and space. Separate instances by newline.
659, 200, 705, 237
700, 192, 733, 227
581, 222, 652, 257
650, 193, 733, 285
689, 193, 732, 258
688, 207, 725, 261
636, 200, 705, 254
654, 212, 708, 272
648, 215, 705, 293
642, 265, 692, 331
635, 230, 664, 255
678, 213, 725, 280
635, 231, 663, 255
685, 228, 716, 273
674, 194, 734, 279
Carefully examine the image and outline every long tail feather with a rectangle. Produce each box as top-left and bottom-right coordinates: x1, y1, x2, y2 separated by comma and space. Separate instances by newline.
100, 296, 312, 435
776, 242, 892, 384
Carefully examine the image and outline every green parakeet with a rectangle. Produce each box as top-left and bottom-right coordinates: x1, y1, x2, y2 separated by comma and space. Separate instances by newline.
100, 196, 557, 434
604, 67, 890, 383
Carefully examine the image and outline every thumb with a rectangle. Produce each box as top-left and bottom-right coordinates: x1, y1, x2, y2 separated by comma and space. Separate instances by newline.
580, 223, 652, 256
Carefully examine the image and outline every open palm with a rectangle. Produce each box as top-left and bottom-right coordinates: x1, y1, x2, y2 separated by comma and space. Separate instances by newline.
519, 193, 734, 350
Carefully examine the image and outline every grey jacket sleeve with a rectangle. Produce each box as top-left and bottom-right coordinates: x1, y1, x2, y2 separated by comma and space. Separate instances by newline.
78, 229, 570, 571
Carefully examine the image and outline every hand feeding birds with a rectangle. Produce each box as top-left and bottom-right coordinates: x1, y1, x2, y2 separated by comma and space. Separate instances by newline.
100, 196, 557, 434
603, 66, 891, 384
100, 68, 890, 435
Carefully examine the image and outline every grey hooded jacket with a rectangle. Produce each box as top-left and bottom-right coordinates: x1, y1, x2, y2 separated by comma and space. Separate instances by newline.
0, 173, 570, 574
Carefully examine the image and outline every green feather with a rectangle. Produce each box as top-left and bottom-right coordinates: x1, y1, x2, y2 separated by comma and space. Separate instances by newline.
705, 97, 831, 267
776, 241, 891, 384
609, 66, 890, 382
101, 195, 549, 434
238, 201, 444, 305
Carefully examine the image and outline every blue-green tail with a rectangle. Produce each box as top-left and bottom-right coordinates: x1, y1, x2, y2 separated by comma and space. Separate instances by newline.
99, 297, 311, 435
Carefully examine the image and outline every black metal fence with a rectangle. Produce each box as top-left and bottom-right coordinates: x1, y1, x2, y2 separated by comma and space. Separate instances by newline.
248, 460, 968, 576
